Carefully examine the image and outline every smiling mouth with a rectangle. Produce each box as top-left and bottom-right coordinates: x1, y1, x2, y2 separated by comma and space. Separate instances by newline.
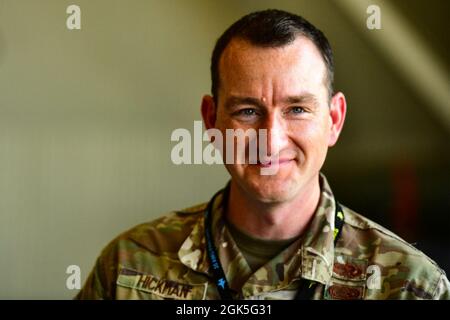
257, 159, 294, 167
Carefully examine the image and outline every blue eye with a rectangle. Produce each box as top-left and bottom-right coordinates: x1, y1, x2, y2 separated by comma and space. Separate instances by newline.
291, 106, 305, 114
238, 109, 257, 116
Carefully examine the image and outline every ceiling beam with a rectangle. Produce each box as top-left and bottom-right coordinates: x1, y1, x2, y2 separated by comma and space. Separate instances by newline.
335, 0, 450, 133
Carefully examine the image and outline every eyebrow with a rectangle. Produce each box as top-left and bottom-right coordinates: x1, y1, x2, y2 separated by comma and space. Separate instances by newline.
224, 96, 265, 110
224, 93, 319, 109
283, 93, 319, 106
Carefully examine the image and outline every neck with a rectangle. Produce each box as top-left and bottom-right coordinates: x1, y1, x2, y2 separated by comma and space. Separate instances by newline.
226, 177, 321, 240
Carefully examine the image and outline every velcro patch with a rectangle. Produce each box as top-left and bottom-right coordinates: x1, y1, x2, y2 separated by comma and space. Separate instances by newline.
325, 283, 365, 300
332, 255, 368, 281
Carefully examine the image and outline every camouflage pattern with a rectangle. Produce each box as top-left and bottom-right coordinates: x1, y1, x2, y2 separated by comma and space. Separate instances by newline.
75, 174, 449, 300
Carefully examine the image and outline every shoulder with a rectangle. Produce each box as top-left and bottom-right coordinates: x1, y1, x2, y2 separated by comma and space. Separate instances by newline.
75, 202, 207, 299
337, 205, 449, 299
108, 202, 207, 256
341, 205, 436, 264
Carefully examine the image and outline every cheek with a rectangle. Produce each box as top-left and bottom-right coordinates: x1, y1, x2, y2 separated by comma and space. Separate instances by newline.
291, 120, 330, 157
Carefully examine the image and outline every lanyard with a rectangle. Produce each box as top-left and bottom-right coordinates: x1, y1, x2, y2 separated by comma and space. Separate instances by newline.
204, 185, 345, 300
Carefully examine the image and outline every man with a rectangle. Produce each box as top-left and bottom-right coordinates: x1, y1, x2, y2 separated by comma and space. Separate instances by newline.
76, 9, 449, 300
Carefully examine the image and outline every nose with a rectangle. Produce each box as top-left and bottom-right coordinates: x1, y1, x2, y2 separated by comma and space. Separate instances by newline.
260, 112, 289, 157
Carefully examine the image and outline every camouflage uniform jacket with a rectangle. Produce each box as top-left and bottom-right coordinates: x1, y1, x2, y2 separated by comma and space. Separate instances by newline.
76, 175, 449, 300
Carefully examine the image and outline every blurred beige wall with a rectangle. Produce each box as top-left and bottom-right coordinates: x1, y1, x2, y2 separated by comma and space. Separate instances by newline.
0, 0, 234, 299
0, 0, 448, 298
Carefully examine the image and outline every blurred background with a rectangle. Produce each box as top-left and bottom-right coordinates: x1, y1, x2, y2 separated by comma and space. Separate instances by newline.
0, 0, 448, 299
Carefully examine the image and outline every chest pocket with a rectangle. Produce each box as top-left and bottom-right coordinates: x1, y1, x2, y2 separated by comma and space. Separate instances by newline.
324, 255, 368, 300
115, 267, 208, 300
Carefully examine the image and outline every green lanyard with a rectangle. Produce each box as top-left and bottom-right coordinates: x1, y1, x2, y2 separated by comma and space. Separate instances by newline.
204, 186, 344, 300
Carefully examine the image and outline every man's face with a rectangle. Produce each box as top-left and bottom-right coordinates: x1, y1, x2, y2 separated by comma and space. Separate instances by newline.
206, 36, 343, 204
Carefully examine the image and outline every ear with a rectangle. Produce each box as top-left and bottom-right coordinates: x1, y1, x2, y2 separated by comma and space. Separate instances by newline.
201, 95, 217, 130
328, 92, 347, 147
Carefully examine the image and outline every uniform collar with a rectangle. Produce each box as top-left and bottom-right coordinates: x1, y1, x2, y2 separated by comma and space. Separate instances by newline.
178, 173, 337, 290
298, 173, 337, 285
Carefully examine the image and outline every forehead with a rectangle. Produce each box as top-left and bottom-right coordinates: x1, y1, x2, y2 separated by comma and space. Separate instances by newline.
218, 36, 327, 98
